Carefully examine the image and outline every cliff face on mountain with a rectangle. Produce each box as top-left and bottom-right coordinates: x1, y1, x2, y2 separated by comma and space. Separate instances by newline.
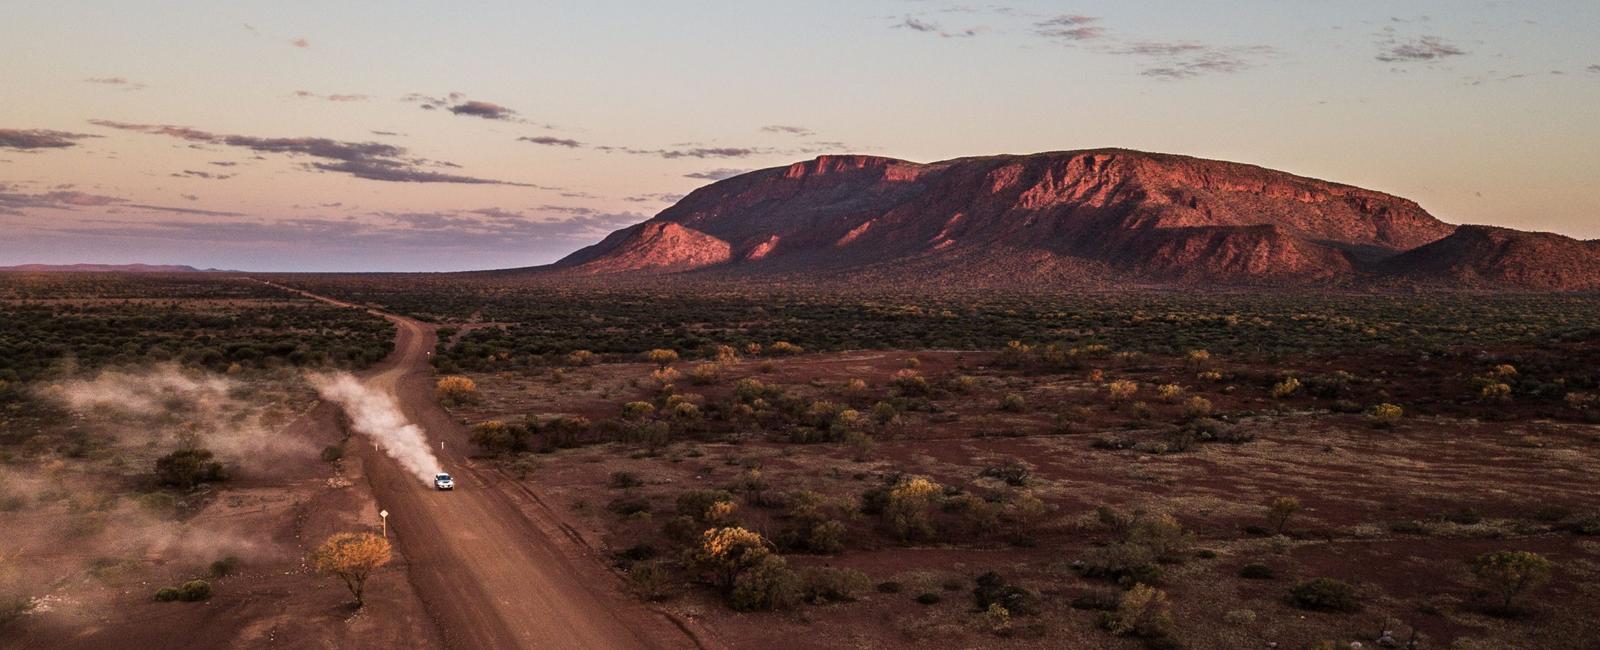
548, 149, 1593, 290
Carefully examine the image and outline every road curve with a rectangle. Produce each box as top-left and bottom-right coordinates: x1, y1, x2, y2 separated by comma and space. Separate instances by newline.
263, 280, 708, 650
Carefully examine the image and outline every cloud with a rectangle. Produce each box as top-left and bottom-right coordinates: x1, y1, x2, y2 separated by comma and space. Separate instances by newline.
1035, 15, 1104, 41
88, 119, 533, 186
293, 90, 369, 102
684, 168, 750, 181
624, 193, 685, 204
172, 170, 236, 180
594, 145, 770, 159
0, 185, 245, 217
1588, 64, 1600, 73
1108, 41, 1277, 79
290, 37, 310, 48
404, 93, 522, 121
761, 125, 814, 137
84, 76, 147, 90
0, 128, 100, 151
518, 135, 583, 148
894, 15, 982, 38
1376, 35, 1466, 62
45, 207, 645, 250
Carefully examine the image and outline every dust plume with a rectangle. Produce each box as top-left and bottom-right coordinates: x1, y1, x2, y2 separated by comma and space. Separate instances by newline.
308, 372, 442, 484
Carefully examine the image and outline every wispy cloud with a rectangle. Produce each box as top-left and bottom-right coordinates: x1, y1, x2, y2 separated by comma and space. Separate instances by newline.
45, 207, 644, 250
683, 168, 751, 181
595, 145, 771, 159
88, 120, 534, 186
1107, 41, 1278, 79
1034, 15, 1104, 41
290, 37, 310, 49
1376, 34, 1466, 62
762, 125, 814, 137
0, 185, 245, 217
293, 90, 369, 102
404, 93, 523, 121
518, 135, 583, 148
0, 128, 100, 151
84, 76, 147, 91
894, 15, 983, 38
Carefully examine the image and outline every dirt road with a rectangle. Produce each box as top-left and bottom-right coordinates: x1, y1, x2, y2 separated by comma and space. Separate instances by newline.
268, 281, 706, 650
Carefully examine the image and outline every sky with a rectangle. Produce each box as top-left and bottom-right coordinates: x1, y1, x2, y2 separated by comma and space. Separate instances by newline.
2, 0, 1597, 272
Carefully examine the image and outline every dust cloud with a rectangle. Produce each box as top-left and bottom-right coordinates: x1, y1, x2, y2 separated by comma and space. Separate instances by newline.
308, 372, 442, 485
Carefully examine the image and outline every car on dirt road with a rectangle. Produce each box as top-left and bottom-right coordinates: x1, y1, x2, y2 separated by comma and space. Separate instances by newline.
434, 473, 454, 490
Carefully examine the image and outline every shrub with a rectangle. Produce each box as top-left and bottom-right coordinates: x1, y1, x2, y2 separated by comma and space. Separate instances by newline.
891, 369, 930, 397
1155, 384, 1184, 403
628, 560, 674, 601
915, 592, 941, 605
1480, 381, 1512, 402
972, 571, 1039, 616
607, 495, 652, 517
153, 587, 181, 602
799, 567, 870, 603
154, 447, 228, 490
1101, 583, 1173, 640
1270, 377, 1301, 399
1288, 577, 1360, 612
688, 526, 770, 590
729, 555, 800, 611
883, 477, 942, 541
320, 445, 344, 462
645, 349, 679, 368
677, 490, 736, 524
621, 401, 655, 420
435, 375, 479, 405
1106, 380, 1138, 403
1185, 349, 1211, 366
999, 393, 1026, 412
1471, 550, 1551, 615
1182, 396, 1213, 419
1266, 496, 1300, 534
567, 349, 598, 366
1222, 609, 1256, 625
176, 580, 212, 602
980, 460, 1031, 487
687, 362, 721, 385
768, 341, 804, 356
609, 471, 643, 489
1368, 403, 1403, 428
1239, 563, 1275, 579
877, 581, 903, 594
209, 555, 240, 577
1128, 514, 1193, 563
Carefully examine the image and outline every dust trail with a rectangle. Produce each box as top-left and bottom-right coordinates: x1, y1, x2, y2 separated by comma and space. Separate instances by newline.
309, 372, 442, 485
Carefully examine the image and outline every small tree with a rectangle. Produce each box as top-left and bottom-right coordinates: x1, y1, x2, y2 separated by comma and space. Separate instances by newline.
1271, 377, 1302, 399
311, 532, 392, 607
1266, 496, 1300, 534
645, 349, 679, 368
1472, 550, 1552, 614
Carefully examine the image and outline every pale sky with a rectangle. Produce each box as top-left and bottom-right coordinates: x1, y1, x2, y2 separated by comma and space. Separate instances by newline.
2, 1, 1597, 271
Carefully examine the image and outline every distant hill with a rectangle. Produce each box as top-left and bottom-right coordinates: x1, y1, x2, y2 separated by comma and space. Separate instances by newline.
0, 263, 209, 273
531, 149, 1596, 291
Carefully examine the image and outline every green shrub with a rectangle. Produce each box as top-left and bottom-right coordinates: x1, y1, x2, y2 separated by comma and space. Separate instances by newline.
799, 567, 870, 603
154, 447, 228, 490
729, 555, 800, 611
177, 580, 212, 602
1239, 563, 1275, 580
153, 587, 181, 602
915, 592, 941, 605
209, 556, 240, 577
972, 571, 1039, 616
1288, 578, 1360, 612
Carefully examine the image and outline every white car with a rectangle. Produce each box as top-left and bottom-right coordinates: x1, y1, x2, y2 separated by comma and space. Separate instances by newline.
434, 473, 454, 490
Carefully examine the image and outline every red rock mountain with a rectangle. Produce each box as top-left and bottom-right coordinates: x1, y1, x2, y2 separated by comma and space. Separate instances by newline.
550, 149, 1595, 290
1377, 226, 1600, 291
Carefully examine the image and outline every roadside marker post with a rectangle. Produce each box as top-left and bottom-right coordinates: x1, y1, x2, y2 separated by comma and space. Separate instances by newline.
380, 509, 389, 538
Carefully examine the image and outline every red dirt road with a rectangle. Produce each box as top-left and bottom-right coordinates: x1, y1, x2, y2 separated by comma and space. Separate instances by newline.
278, 282, 707, 650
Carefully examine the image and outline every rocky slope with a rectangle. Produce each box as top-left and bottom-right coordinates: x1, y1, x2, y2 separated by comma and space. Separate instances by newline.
548, 149, 1594, 290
